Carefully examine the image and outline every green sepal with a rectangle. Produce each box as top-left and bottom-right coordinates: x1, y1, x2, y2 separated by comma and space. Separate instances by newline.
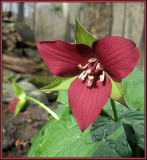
12, 80, 26, 100
110, 78, 129, 108
75, 17, 96, 48
38, 76, 77, 92
14, 98, 28, 117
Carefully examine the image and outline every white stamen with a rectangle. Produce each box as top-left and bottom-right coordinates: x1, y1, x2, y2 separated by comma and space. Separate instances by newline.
96, 63, 102, 71
87, 75, 94, 86
81, 73, 88, 80
78, 71, 85, 79
88, 75, 94, 80
86, 69, 91, 74
88, 58, 97, 63
100, 71, 105, 81
87, 79, 93, 86
78, 64, 88, 70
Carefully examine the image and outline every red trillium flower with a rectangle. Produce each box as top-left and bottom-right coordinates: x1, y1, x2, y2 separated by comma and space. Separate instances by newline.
37, 36, 140, 132
7, 97, 20, 113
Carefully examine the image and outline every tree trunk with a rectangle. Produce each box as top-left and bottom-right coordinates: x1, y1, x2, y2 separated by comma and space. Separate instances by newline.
123, 3, 144, 71
9, 3, 13, 12
32, 3, 37, 35
17, 2, 24, 22
62, 3, 71, 42
81, 2, 112, 39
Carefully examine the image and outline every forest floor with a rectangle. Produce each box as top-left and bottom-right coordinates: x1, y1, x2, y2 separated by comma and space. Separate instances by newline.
2, 91, 58, 158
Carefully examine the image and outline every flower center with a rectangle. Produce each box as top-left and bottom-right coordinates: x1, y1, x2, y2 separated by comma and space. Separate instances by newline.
78, 58, 105, 87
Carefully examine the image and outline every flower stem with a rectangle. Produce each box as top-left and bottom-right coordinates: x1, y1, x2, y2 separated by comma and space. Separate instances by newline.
110, 99, 118, 121
25, 96, 59, 120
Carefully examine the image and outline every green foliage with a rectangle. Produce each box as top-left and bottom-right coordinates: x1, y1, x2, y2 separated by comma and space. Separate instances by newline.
110, 78, 128, 108
14, 98, 28, 117
119, 110, 144, 150
27, 64, 144, 157
12, 80, 26, 99
56, 91, 69, 106
39, 76, 77, 92
27, 103, 144, 157
75, 17, 96, 48
123, 68, 144, 111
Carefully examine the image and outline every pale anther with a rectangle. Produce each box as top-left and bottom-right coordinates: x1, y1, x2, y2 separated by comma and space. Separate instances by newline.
86, 69, 91, 74
78, 71, 85, 79
78, 64, 88, 70
88, 75, 94, 80
88, 58, 97, 63
96, 63, 102, 71
87, 75, 94, 86
87, 78, 94, 86
100, 71, 105, 82
81, 73, 88, 80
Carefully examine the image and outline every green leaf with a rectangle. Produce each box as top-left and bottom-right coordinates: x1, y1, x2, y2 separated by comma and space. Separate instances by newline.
56, 91, 69, 105
14, 98, 28, 117
119, 110, 144, 150
12, 80, 26, 99
27, 102, 144, 157
110, 78, 128, 108
27, 112, 132, 157
123, 68, 144, 111
75, 17, 96, 48
39, 76, 77, 92
54, 104, 71, 118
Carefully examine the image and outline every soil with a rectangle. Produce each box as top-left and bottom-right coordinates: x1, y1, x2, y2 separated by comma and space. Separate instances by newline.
2, 97, 58, 158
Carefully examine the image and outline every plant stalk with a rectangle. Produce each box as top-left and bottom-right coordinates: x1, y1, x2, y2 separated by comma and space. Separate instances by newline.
110, 99, 118, 121
25, 96, 59, 120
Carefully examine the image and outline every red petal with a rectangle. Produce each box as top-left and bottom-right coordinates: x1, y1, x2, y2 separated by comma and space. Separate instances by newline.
68, 75, 111, 132
37, 40, 93, 77
7, 98, 20, 113
93, 37, 140, 81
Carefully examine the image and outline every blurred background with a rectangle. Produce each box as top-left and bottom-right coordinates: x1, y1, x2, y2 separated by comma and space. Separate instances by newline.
2, 2, 145, 158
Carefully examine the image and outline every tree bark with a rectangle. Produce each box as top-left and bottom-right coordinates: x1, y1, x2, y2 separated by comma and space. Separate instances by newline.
123, 3, 144, 70
62, 3, 71, 42
9, 3, 13, 12
81, 2, 113, 39
17, 2, 24, 22
32, 3, 37, 35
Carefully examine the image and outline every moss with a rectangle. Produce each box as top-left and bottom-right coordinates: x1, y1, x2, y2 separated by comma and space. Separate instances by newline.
29, 76, 57, 88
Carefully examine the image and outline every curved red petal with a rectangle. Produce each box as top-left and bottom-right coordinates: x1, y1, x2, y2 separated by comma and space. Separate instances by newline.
37, 40, 93, 77
7, 98, 19, 113
68, 75, 111, 132
93, 37, 140, 82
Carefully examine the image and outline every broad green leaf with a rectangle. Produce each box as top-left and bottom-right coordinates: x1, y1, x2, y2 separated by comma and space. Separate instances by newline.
27, 103, 144, 157
101, 99, 144, 151
75, 17, 96, 48
27, 110, 132, 157
56, 91, 69, 105
14, 98, 27, 117
119, 110, 144, 150
54, 104, 71, 118
123, 68, 144, 111
110, 78, 128, 108
12, 80, 26, 99
92, 134, 131, 157
39, 76, 77, 92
